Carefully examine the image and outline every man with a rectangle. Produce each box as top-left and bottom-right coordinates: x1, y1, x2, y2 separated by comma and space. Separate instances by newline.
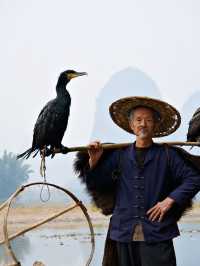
81, 96, 200, 266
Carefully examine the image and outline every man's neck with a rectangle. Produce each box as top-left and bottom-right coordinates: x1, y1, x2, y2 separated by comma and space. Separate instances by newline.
135, 138, 153, 148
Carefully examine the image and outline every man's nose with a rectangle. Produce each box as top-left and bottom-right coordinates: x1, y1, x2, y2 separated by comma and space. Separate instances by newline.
141, 119, 146, 126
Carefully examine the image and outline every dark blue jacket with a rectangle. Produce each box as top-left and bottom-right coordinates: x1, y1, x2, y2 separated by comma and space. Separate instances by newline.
86, 143, 200, 243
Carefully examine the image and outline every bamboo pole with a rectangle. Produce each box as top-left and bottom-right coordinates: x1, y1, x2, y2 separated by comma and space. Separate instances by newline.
0, 187, 24, 212
55, 141, 200, 154
0, 204, 79, 245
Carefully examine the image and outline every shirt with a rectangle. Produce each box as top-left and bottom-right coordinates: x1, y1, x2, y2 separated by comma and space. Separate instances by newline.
86, 142, 200, 243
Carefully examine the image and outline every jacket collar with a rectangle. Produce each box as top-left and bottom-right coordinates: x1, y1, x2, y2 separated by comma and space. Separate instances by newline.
127, 141, 156, 166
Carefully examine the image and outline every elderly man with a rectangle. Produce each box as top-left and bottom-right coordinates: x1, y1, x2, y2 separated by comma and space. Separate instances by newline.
81, 97, 200, 266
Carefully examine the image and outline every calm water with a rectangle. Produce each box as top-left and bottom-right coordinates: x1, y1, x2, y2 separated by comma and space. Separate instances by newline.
0, 223, 200, 266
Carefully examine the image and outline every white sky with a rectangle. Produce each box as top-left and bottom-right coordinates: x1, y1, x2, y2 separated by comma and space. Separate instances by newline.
0, 0, 200, 182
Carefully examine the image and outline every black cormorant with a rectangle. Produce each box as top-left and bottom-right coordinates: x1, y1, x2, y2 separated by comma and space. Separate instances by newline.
187, 107, 200, 142
17, 70, 87, 159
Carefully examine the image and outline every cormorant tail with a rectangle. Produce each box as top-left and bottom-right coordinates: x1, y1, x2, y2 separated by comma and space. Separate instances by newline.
17, 148, 33, 160
32, 150, 40, 158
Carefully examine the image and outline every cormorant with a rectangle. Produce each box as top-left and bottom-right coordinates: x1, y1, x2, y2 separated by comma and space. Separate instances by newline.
187, 107, 200, 142
17, 70, 87, 159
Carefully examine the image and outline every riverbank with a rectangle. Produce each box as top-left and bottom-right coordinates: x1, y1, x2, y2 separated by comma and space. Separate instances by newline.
0, 202, 200, 242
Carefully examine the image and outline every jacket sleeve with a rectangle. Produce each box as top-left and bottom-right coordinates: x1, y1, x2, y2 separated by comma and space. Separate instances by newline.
168, 148, 200, 207
85, 149, 121, 193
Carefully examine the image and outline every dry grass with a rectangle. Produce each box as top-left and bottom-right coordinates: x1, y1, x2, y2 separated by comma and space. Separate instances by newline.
0, 204, 109, 242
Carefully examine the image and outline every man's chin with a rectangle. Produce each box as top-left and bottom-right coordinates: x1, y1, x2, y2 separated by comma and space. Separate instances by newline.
136, 133, 152, 140
139, 132, 147, 137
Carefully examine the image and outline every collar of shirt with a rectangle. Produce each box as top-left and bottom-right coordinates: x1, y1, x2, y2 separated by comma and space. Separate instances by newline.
127, 142, 157, 167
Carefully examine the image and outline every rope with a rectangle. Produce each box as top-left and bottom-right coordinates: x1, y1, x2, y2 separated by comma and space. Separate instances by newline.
39, 148, 50, 202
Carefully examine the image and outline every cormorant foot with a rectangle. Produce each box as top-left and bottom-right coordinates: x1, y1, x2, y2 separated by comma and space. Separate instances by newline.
40, 147, 52, 157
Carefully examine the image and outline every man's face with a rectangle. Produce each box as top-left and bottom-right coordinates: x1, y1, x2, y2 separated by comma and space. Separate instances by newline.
129, 107, 156, 140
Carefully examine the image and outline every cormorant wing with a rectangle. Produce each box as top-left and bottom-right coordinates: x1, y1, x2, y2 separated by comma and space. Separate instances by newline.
32, 98, 70, 148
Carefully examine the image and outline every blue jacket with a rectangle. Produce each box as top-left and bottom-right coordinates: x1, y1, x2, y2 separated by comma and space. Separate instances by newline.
86, 143, 200, 243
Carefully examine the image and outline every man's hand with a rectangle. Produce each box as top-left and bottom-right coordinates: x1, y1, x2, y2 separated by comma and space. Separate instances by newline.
88, 141, 103, 169
146, 197, 175, 222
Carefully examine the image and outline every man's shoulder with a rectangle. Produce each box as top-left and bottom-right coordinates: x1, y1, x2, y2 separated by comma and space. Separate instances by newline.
116, 143, 133, 153
153, 142, 178, 153
152, 142, 170, 152
161, 145, 200, 173
152, 143, 181, 161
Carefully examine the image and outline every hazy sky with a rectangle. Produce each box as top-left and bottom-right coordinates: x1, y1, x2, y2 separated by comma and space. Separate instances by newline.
0, 0, 200, 183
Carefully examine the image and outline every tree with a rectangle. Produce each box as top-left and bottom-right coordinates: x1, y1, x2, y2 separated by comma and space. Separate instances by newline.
0, 150, 33, 201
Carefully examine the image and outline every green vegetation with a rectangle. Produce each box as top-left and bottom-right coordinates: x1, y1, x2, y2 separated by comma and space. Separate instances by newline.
0, 150, 33, 201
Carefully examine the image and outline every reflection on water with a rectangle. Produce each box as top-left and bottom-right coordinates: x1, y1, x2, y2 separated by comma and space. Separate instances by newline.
175, 223, 200, 266
0, 236, 31, 265
0, 224, 200, 266
0, 227, 107, 266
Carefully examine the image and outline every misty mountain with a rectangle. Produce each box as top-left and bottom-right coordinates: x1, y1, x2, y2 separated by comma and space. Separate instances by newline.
91, 67, 162, 142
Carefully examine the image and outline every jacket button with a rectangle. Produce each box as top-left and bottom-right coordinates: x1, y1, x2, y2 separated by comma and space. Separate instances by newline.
134, 186, 144, 190
136, 195, 143, 199
134, 176, 144, 179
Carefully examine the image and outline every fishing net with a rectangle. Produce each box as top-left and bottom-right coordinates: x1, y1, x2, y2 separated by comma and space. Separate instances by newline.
0, 182, 95, 266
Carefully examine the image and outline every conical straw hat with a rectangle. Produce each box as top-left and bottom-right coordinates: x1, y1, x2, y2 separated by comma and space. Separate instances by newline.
109, 96, 181, 137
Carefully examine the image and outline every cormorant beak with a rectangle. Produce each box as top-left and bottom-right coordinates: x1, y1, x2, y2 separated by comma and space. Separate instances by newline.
68, 72, 87, 79
76, 72, 87, 77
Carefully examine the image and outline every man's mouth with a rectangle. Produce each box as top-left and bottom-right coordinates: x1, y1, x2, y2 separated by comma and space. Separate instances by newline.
139, 128, 148, 137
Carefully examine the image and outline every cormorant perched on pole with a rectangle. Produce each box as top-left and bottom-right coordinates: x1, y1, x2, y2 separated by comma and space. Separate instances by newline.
17, 70, 87, 159
187, 107, 200, 142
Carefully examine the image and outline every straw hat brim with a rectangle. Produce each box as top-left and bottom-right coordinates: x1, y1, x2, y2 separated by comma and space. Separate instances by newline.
109, 96, 181, 137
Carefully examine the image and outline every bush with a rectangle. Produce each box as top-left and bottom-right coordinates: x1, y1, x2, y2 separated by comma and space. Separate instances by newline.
0, 150, 33, 201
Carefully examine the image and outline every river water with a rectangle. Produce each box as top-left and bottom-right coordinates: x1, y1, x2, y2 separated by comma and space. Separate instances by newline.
0, 223, 200, 266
